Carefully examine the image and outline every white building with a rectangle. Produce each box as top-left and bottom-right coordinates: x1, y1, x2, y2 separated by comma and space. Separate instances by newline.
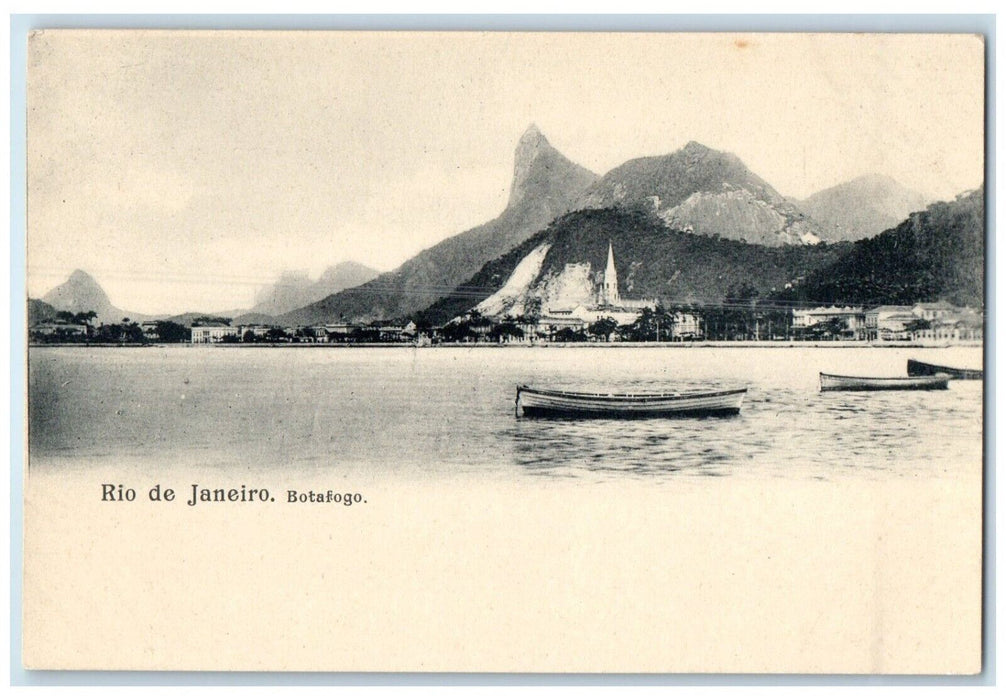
671, 311, 702, 340
30, 322, 88, 338
191, 326, 237, 344
909, 306, 983, 342
864, 306, 922, 341
792, 306, 866, 339
237, 324, 272, 340
911, 301, 956, 322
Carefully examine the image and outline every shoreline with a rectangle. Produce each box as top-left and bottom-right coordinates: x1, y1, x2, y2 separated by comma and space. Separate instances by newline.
29, 340, 983, 350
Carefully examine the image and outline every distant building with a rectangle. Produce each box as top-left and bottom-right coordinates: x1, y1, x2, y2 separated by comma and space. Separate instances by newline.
543, 304, 640, 328
305, 326, 330, 342
30, 322, 88, 339
864, 306, 917, 341
538, 241, 657, 337
191, 325, 237, 344
324, 323, 358, 338
911, 301, 956, 322
671, 311, 702, 340
535, 312, 588, 340
376, 324, 408, 342
792, 306, 866, 339
237, 324, 271, 340
910, 306, 983, 342
595, 241, 655, 313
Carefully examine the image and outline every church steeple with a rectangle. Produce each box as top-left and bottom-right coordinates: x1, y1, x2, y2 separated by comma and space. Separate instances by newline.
602, 240, 620, 305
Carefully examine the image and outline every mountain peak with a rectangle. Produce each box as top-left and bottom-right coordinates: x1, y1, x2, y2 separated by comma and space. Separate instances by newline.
508, 125, 595, 208
681, 140, 713, 154
512, 123, 551, 170
799, 174, 931, 241
251, 261, 380, 316
519, 122, 544, 141
41, 268, 141, 323
67, 269, 97, 284
577, 141, 822, 246
278, 129, 597, 325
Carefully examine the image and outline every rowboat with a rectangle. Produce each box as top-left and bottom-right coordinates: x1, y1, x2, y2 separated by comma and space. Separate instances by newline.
819, 372, 950, 392
515, 385, 746, 418
907, 359, 982, 380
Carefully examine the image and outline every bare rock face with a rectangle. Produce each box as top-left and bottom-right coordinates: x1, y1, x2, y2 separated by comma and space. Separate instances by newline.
417, 207, 854, 327
579, 141, 825, 246
660, 189, 820, 245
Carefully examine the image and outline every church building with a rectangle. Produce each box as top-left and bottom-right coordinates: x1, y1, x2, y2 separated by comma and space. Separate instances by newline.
542, 241, 655, 329
596, 241, 653, 312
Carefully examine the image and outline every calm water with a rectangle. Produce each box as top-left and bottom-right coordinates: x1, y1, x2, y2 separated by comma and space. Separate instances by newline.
28, 345, 984, 482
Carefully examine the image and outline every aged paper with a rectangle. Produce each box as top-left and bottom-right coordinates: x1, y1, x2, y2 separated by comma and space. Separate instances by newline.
23, 30, 985, 673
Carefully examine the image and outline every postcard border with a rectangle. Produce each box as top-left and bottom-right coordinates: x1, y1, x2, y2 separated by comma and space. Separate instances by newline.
8, 12, 997, 687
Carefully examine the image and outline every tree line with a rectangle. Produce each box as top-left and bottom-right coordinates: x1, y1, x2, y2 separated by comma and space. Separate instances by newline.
29, 311, 190, 344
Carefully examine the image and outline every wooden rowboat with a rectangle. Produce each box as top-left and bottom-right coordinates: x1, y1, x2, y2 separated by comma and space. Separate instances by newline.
515, 385, 746, 418
819, 372, 950, 392
907, 359, 982, 380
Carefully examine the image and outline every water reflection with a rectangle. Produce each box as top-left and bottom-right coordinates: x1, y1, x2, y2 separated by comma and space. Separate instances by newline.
29, 346, 983, 484
507, 382, 982, 482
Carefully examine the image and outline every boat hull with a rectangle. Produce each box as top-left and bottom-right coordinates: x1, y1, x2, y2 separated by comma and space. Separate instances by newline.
819, 372, 950, 392
516, 386, 746, 418
907, 359, 982, 380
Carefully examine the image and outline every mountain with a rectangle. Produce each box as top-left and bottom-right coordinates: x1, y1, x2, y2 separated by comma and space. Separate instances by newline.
786, 188, 984, 308
40, 270, 147, 323
250, 262, 380, 316
27, 298, 58, 325
796, 174, 931, 241
577, 141, 824, 246
417, 208, 851, 326
278, 125, 598, 325
158, 311, 268, 327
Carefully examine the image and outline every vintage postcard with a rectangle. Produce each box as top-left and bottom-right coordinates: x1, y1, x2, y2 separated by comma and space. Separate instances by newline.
22, 30, 985, 673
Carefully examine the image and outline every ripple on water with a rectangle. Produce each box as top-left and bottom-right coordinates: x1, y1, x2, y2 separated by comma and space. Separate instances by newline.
29, 345, 983, 483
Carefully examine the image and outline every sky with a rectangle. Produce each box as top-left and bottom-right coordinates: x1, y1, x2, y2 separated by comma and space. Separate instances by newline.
26, 31, 985, 315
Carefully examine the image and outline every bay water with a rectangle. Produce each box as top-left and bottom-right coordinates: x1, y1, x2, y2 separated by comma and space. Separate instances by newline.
28, 345, 983, 483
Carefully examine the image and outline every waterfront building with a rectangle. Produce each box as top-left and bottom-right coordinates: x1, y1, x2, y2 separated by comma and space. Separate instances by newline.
910, 306, 983, 342
535, 312, 588, 340
863, 306, 917, 341
792, 306, 866, 339
307, 326, 331, 342
29, 322, 88, 339
324, 322, 358, 338
191, 325, 237, 344
237, 324, 272, 340
911, 301, 956, 322
671, 312, 703, 340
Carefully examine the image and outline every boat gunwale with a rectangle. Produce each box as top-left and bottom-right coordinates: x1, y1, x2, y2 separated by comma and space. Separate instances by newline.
818, 372, 952, 382
516, 385, 748, 402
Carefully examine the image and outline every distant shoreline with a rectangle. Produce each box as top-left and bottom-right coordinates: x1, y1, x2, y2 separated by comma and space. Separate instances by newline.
29, 340, 983, 350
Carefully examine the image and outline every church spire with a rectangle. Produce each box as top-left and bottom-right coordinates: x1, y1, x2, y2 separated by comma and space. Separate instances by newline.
603, 240, 619, 305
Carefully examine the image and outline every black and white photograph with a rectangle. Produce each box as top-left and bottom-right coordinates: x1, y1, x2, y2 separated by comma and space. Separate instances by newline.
21, 29, 986, 673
